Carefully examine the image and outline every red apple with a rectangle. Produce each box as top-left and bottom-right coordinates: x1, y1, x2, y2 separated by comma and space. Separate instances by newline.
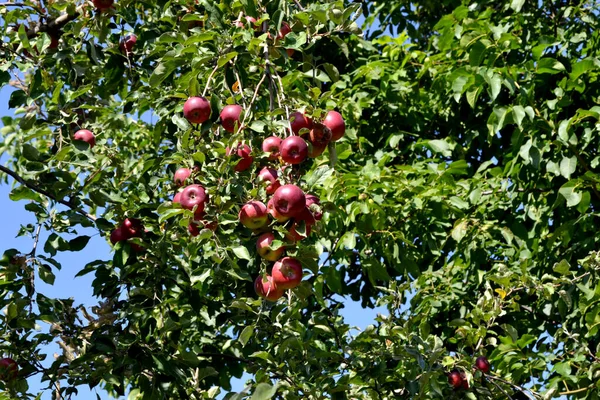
258, 167, 281, 195
307, 141, 328, 158
290, 112, 313, 134
308, 123, 332, 146
239, 200, 268, 229
203, 220, 218, 231
0, 357, 18, 381
174, 167, 192, 186
188, 222, 200, 237
273, 184, 305, 218
272, 257, 303, 290
173, 191, 182, 203
123, 218, 143, 238
285, 207, 315, 241
262, 136, 282, 160
110, 225, 129, 244
119, 34, 137, 54
254, 274, 283, 301
286, 48, 295, 57
448, 370, 463, 389
180, 184, 208, 216
323, 110, 345, 141
305, 194, 323, 221
277, 21, 292, 40
267, 198, 290, 223
461, 371, 469, 389
280, 136, 308, 164
183, 96, 211, 124
93, 0, 114, 11
73, 129, 96, 148
256, 232, 284, 261
227, 144, 253, 172
49, 35, 60, 49
220, 104, 243, 132
475, 357, 490, 373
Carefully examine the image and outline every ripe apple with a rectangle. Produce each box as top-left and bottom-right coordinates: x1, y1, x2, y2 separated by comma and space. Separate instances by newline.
254, 274, 283, 301
239, 200, 268, 229
73, 129, 96, 148
286, 48, 295, 57
173, 191, 182, 203
286, 208, 315, 241
49, 35, 60, 49
475, 356, 490, 373
272, 257, 303, 290
180, 184, 208, 216
267, 198, 290, 223
256, 232, 284, 261
447, 370, 463, 389
220, 104, 243, 132
174, 167, 192, 186
323, 110, 345, 141
183, 96, 211, 124
227, 144, 253, 172
0, 357, 18, 381
308, 141, 328, 158
93, 0, 114, 11
308, 123, 332, 146
290, 112, 312, 134
461, 371, 469, 389
110, 225, 129, 244
123, 218, 143, 237
119, 34, 137, 54
280, 136, 308, 164
277, 21, 292, 40
305, 194, 323, 221
188, 222, 200, 237
258, 167, 281, 195
262, 136, 282, 160
273, 184, 306, 218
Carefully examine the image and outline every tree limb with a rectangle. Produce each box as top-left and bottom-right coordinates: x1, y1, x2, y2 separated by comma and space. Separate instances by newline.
0, 164, 97, 221
25, 3, 86, 38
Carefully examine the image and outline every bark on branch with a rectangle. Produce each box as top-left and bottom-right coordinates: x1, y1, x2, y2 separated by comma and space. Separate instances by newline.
25, 3, 87, 38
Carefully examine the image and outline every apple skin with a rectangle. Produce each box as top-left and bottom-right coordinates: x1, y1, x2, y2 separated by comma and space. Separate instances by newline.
173, 191, 182, 203
286, 207, 315, 242
183, 96, 211, 124
110, 225, 129, 244
256, 232, 284, 261
254, 275, 283, 301
93, 0, 114, 10
290, 112, 313, 134
258, 167, 281, 195
308, 123, 332, 146
277, 21, 292, 40
0, 357, 18, 381
273, 184, 306, 218
475, 357, 490, 373
272, 257, 303, 290
280, 136, 308, 165
307, 141, 328, 158
180, 184, 208, 216
123, 218, 143, 237
267, 198, 290, 223
323, 110, 345, 141
239, 200, 268, 229
188, 222, 200, 237
49, 35, 60, 49
447, 370, 463, 389
262, 136, 282, 160
227, 144, 253, 172
306, 194, 323, 221
119, 34, 137, 54
174, 167, 192, 186
73, 129, 96, 148
220, 104, 243, 132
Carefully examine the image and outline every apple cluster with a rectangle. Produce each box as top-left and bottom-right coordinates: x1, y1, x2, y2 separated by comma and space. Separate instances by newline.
109, 218, 145, 251
0, 357, 18, 382
447, 356, 491, 390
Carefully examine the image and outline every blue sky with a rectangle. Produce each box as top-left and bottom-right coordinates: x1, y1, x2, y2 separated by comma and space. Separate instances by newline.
0, 82, 386, 398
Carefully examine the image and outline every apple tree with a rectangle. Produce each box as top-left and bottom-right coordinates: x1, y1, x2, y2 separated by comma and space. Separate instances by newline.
1, 0, 600, 399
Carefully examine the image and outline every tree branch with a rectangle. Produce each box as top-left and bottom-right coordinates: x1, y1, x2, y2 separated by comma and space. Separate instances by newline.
0, 164, 97, 221
25, 3, 86, 38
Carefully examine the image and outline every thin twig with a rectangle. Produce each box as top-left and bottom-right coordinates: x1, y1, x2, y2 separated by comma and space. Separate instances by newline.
0, 165, 97, 221
486, 375, 539, 400
231, 61, 247, 109
485, 376, 514, 400
240, 72, 266, 128
202, 61, 220, 98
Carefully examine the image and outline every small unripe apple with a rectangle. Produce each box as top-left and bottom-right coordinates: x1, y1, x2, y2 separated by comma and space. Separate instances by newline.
239, 200, 268, 229
183, 96, 211, 124
447, 370, 463, 389
273, 184, 306, 218
0, 357, 18, 381
93, 0, 114, 11
256, 232, 284, 261
272, 257, 303, 290
258, 167, 281, 195
226, 144, 253, 172
475, 356, 490, 373
290, 112, 312, 134
73, 129, 96, 148
254, 274, 283, 301
119, 34, 137, 54
262, 136, 282, 160
280, 136, 308, 164
323, 110, 345, 141
220, 104, 243, 132
174, 167, 192, 186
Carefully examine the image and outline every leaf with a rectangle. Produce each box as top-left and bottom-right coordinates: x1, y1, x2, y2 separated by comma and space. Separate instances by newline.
250, 383, 277, 400
510, 0, 526, 12
150, 60, 183, 87
559, 156, 577, 179
68, 236, 90, 252
451, 220, 468, 242
217, 51, 238, 68
22, 144, 40, 161
512, 105, 526, 127
238, 325, 253, 347
558, 180, 582, 207
38, 264, 55, 285
537, 58, 566, 74
426, 139, 455, 157
337, 232, 356, 250
231, 246, 251, 261
553, 259, 571, 276
570, 59, 596, 80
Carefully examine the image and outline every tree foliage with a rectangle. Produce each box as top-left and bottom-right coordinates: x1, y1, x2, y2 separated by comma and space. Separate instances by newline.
1, 0, 600, 399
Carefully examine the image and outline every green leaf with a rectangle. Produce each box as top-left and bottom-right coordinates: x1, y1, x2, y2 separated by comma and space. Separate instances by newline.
238, 325, 253, 347
232, 246, 251, 261
559, 156, 577, 179
510, 0, 526, 12
337, 232, 356, 250
451, 220, 468, 242
68, 236, 90, 252
22, 144, 40, 161
553, 259, 571, 276
38, 265, 55, 285
150, 60, 184, 87
250, 383, 277, 400
9, 186, 44, 203
537, 58, 566, 74
558, 180, 582, 207
217, 51, 238, 68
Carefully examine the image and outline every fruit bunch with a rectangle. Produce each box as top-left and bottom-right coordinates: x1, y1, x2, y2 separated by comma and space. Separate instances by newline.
109, 218, 145, 251
447, 356, 492, 391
